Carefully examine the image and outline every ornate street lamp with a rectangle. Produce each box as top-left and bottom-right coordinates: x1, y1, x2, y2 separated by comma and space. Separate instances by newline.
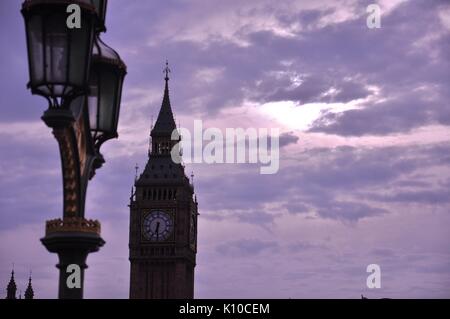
89, 34, 127, 170
22, 0, 97, 106
21, 0, 126, 299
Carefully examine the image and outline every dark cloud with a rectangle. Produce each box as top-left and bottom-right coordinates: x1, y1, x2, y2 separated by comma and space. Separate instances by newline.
265, 75, 330, 104
295, 145, 423, 190
288, 241, 329, 253
236, 211, 275, 226
283, 201, 310, 214
308, 90, 448, 136
368, 189, 450, 204
279, 131, 299, 147
393, 180, 431, 188
370, 248, 397, 259
216, 239, 279, 257
196, 142, 450, 223
304, 2, 450, 136
199, 209, 275, 227
315, 200, 388, 222
255, 74, 371, 105
99, 0, 450, 140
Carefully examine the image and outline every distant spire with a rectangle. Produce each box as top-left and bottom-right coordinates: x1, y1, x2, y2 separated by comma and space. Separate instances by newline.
6, 269, 17, 299
134, 164, 139, 182
151, 61, 176, 136
164, 59, 170, 81
24, 273, 34, 300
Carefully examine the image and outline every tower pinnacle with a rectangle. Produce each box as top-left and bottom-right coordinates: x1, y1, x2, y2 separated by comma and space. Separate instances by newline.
24, 273, 34, 300
151, 61, 177, 137
6, 269, 17, 299
164, 59, 170, 81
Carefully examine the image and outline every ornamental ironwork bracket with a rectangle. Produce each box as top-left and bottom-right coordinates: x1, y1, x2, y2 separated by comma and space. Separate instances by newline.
41, 101, 101, 218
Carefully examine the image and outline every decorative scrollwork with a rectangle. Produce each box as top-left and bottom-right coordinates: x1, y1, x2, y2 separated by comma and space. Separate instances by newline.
43, 103, 97, 218
53, 127, 79, 217
45, 217, 101, 235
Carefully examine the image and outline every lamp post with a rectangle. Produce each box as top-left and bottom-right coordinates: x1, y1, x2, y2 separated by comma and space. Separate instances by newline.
21, 0, 126, 299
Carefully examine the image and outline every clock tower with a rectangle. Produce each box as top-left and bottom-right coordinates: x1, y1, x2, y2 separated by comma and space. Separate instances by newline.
129, 63, 198, 299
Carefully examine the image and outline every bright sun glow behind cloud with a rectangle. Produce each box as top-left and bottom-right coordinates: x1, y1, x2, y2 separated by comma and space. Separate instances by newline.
258, 100, 356, 131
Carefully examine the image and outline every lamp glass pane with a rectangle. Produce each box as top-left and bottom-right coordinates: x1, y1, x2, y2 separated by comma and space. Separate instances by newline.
97, 67, 116, 132
69, 16, 92, 88
113, 72, 124, 128
45, 14, 68, 95
22, 2, 96, 100
27, 15, 43, 85
88, 71, 99, 131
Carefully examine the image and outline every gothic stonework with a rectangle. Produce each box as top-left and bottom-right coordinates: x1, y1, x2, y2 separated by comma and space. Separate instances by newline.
129, 63, 198, 299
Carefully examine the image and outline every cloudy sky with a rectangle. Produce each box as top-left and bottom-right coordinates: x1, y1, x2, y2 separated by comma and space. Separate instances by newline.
1, 0, 450, 298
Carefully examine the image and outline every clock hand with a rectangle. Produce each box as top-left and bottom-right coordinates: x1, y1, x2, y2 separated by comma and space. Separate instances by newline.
155, 222, 160, 239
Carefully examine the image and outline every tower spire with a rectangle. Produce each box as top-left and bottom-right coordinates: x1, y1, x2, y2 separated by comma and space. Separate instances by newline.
24, 272, 34, 299
151, 61, 176, 136
6, 268, 17, 299
164, 59, 170, 82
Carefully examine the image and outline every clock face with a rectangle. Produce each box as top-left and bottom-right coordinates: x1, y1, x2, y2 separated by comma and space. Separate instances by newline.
143, 211, 173, 241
